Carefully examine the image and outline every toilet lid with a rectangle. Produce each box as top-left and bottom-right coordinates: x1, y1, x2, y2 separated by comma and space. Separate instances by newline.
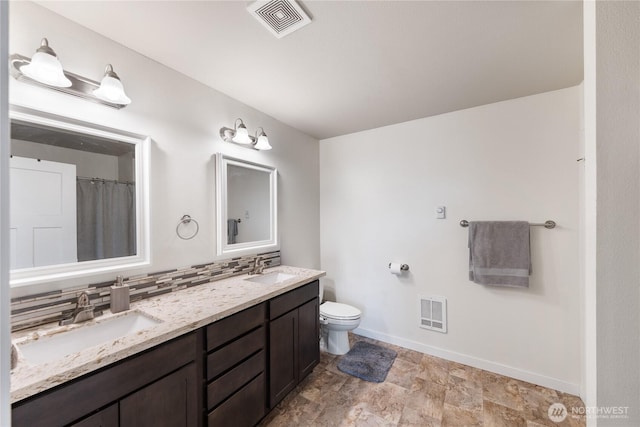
320, 301, 361, 320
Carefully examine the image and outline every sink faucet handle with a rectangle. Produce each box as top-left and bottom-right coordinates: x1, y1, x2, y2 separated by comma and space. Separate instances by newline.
11, 343, 18, 370
77, 291, 91, 308
255, 256, 265, 273
58, 291, 96, 326
248, 256, 265, 275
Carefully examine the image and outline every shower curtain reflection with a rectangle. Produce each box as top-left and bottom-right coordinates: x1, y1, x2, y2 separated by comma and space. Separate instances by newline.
76, 178, 136, 262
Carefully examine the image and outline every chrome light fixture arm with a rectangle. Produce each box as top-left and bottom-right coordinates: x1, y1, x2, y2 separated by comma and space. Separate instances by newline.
10, 38, 131, 109
219, 119, 272, 150
10, 54, 129, 109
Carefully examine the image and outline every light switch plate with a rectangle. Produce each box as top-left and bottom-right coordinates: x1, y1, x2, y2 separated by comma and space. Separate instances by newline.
436, 206, 446, 219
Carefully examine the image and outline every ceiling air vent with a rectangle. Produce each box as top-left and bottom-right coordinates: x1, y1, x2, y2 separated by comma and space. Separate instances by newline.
247, 0, 311, 39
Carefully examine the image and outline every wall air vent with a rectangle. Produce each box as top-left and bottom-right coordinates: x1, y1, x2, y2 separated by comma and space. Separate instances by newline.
419, 296, 447, 333
247, 0, 312, 39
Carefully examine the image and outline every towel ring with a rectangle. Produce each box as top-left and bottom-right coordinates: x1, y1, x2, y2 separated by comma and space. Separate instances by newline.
176, 215, 199, 240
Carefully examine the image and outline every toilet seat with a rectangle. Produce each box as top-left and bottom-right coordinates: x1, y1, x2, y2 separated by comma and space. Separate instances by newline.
320, 301, 361, 320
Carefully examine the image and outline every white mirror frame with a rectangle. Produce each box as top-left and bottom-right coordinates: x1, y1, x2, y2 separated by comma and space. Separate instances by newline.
9, 105, 150, 287
216, 153, 278, 257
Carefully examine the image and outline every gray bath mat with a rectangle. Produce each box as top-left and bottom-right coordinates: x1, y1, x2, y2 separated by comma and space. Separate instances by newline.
337, 341, 397, 383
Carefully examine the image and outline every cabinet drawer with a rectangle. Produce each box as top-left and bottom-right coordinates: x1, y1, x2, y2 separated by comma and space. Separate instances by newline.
207, 326, 265, 380
207, 350, 265, 410
207, 303, 265, 351
269, 281, 319, 320
207, 373, 265, 427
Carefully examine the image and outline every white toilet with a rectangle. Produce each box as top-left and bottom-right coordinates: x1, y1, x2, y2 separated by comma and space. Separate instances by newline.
319, 283, 362, 355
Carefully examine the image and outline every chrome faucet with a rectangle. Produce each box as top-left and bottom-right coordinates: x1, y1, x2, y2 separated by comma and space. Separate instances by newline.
60, 291, 96, 325
248, 256, 265, 275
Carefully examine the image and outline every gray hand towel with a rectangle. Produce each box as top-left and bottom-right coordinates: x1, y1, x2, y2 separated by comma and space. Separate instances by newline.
468, 221, 531, 287
227, 219, 238, 244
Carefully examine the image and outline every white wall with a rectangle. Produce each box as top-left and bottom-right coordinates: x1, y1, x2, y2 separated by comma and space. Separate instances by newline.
595, 2, 640, 425
8, 1, 320, 297
320, 86, 581, 393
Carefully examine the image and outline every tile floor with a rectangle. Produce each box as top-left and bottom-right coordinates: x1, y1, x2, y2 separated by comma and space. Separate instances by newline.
260, 334, 585, 427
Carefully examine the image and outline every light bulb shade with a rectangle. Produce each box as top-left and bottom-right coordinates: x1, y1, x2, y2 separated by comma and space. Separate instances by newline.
93, 75, 131, 105
93, 65, 131, 105
232, 124, 252, 144
21, 40, 72, 88
254, 133, 272, 150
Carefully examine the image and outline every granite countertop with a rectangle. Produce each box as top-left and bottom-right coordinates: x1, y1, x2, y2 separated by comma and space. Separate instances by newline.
10, 265, 325, 403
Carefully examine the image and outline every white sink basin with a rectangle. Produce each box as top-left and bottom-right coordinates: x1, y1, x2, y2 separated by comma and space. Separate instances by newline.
16, 311, 162, 365
244, 272, 297, 285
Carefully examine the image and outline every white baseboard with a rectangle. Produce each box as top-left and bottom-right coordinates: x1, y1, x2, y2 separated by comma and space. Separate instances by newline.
353, 327, 580, 396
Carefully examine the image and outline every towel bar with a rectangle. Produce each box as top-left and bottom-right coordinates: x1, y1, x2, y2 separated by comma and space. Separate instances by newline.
459, 220, 556, 229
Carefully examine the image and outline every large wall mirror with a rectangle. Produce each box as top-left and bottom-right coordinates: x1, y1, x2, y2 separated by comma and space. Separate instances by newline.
9, 106, 150, 287
216, 153, 277, 257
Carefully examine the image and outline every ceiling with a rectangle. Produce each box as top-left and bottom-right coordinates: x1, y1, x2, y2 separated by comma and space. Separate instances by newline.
36, 1, 583, 140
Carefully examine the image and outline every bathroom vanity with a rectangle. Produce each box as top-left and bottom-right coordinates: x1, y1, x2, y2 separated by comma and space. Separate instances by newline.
13, 332, 200, 426
10, 266, 324, 427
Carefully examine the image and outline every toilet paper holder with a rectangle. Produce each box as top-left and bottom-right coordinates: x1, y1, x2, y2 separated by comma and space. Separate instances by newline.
388, 263, 410, 271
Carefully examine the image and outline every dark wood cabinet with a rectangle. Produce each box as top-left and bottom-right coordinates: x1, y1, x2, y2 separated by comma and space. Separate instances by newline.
207, 373, 265, 427
298, 298, 320, 379
120, 363, 198, 427
12, 333, 201, 427
69, 404, 118, 427
205, 303, 267, 427
269, 309, 298, 405
12, 279, 320, 427
268, 281, 320, 408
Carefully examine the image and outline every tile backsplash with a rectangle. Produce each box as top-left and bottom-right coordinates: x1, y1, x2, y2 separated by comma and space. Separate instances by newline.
10, 251, 281, 332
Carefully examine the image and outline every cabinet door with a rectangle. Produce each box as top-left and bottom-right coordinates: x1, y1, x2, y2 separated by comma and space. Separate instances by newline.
268, 310, 298, 407
298, 298, 320, 379
70, 404, 118, 427
120, 363, 198, 427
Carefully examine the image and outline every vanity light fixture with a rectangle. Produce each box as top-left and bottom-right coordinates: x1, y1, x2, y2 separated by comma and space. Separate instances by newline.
220, 119, 273, 150
232, 118, 252, 144
253, 127, 272, 151
19, 38, 71, 88
93, 64, 131, 105
10, 37, 131, 109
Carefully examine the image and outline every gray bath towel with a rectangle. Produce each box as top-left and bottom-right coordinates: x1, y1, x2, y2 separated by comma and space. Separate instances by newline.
468, 221, 531, 287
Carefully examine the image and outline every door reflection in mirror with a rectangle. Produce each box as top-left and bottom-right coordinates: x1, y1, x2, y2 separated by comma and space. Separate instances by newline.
10, 156, 77, 268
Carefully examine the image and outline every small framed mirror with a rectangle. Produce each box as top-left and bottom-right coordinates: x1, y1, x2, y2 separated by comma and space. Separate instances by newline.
216, 153, 278, 257
9, 105, 150, 287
